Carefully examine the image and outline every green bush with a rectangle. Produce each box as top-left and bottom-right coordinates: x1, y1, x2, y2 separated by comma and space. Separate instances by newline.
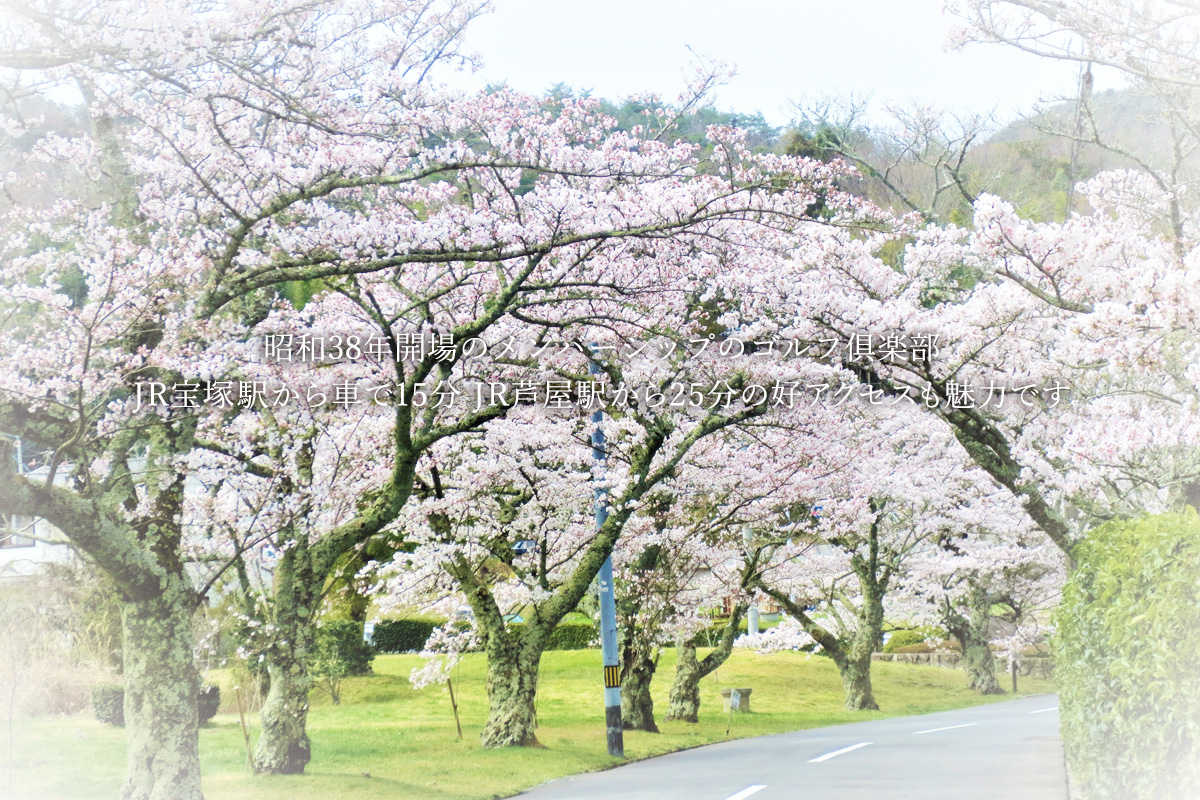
373, 618, 594, 652
91, 683, 124, 727
315, 620, 375, 676
884, 630, 926, 652
884, 627, 948, 653
198, 685, 220, 724
372, 619, 440, 653
311, 621, 374, 705
1054, 510, 1200, 800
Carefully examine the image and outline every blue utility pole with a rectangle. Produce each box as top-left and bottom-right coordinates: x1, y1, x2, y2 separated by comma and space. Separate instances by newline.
590, 354, 624, 757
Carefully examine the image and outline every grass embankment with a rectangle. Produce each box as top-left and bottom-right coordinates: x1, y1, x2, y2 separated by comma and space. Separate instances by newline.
5, 650, 1054, 800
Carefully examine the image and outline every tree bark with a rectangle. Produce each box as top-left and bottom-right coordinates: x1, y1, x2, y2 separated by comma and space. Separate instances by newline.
252, 540, 318, 774
253, 654, 313, 774
949, 584, 1004, 696
665, 605, 745, 723
961, 637, 1004, 694
761, 575, 882, 711
665, 643, 703, 723
120, 581, 204, 800
839, 650, 879, 711
621, 649, 659, 732
0, 439, 207, 800
480, 637, 543, 748
842, 562, 883, 711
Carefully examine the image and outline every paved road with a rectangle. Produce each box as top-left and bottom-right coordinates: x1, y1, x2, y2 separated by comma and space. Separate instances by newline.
520, 695, 1066, 800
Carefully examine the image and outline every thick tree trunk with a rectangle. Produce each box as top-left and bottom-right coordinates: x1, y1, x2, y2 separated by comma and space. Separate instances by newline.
839, 531, 886, 712
252, 537, 318, 774
120, 581, 204, 800
480, 639, 543, 748
621, 649, 659, 732
959, 584, 1004, 695
944, 583, 1004, 696
962, 638, 1004, 694
839, 652, 879, 711
253, 654, 313, 774
665, 643, 703, 723
665, 605, 745, 724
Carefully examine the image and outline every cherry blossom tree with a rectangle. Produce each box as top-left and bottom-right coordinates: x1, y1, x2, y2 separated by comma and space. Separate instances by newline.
747, 411, 1002, 710
647, 415, 839, 726
894, 484, 1064, 694
767, 169, 1200, 572
611, 492, 757, 732
0, 0, 874, 790
376, 380, 785, 747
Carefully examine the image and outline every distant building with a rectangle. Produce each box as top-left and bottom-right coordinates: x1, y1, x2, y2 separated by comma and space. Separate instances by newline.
0, 443, 76, 580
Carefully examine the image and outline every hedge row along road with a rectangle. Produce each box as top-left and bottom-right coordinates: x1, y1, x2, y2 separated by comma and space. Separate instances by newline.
520, 695, 1065, 800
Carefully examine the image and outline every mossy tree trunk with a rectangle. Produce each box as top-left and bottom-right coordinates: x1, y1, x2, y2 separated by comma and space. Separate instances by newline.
237, 444, 417, 773
0, 435, 208, 800
120, 579, 204, 800
618, 543, 665, 733
254, 656, 313, 773
945, 583, 1004, 695
839, 650, 878, 711
620, 647, 659, 732
665, 604, 746, 723
840, 548, 885, 711
479, 625, 545, 747
253, 541, 319, 775
665, 643, 703, 723
758, 502, 893, 712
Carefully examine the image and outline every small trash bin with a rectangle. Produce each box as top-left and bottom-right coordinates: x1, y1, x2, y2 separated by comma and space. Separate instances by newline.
720, 687, 752, 713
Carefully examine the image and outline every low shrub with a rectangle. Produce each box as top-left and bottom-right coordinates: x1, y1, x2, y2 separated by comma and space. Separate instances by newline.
198, 685, 220, 724
884, 627, 951, 653
91, 683, 124, 727
373, 618, 594, 652
316, 620, 375, 675
548, 623, 596, 650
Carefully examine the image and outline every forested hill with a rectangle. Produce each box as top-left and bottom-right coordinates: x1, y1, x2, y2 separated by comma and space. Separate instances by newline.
4, 83, 1173, 225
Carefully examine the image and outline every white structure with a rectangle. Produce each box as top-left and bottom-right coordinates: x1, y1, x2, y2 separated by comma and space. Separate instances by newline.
0, 450, 76, 580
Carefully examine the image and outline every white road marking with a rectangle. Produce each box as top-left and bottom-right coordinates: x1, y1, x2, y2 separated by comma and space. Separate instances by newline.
808, 742, 873, 763
1030, 707, 1058, 714
721, 785, 767, 800
914, 722, 978, 735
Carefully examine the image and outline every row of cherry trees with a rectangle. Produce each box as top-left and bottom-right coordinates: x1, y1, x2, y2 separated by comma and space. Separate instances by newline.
1, 1, 1196, 798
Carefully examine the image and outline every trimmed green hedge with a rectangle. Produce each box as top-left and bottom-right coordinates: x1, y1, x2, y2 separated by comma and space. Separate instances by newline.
372, 619, 440, 653
1054, 510, 1200, 799
372, 619, 596, 653
884, 630, 927, 653
884, 627, 950, 653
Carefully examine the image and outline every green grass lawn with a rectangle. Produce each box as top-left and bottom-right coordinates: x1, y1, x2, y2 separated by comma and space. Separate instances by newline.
2, 650, 1053, 800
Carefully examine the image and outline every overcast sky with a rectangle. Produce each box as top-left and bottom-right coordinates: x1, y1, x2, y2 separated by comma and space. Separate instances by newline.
439, 0, 1098, 127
